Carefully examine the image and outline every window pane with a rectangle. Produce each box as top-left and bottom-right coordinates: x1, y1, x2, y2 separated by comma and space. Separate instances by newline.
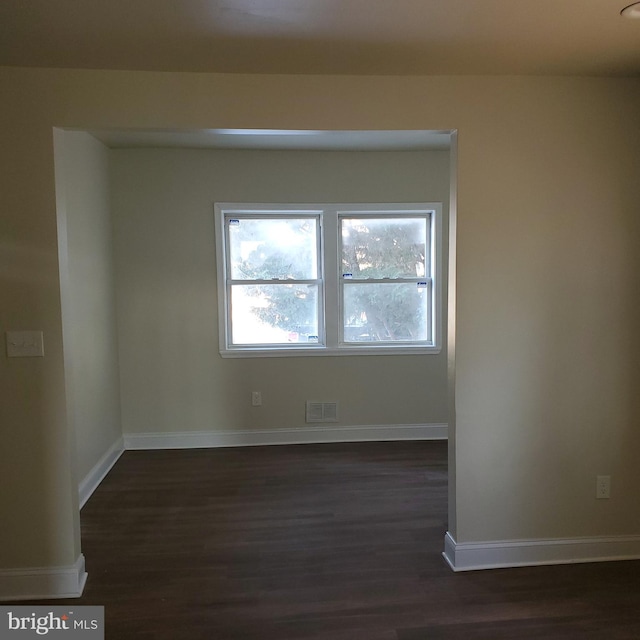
230, 284, 319, 345
343, 282, 430, 342
341, 217, 428, 279
228, 217, 318, 280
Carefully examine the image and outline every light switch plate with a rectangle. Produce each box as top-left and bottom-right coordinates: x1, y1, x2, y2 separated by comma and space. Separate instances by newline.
6, 331, 44, 358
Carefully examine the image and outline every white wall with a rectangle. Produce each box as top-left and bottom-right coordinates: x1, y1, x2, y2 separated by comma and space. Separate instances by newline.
109, 148, 450, 437
55, 131, 122, 484
1, 68, 639, 594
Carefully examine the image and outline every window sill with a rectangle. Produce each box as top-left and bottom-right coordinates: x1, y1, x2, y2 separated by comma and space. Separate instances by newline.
219, 345, 442, 358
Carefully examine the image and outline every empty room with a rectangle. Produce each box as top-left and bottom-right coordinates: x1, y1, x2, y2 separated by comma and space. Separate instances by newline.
1, 1, 640, 638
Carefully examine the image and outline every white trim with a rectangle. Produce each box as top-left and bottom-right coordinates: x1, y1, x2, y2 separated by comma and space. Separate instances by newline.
78, 437, 125, 509
442, 531, 640, 572
446, 130, 458, 537
124, 423, 448, 450
220, 345, 442, 358
0, 555, 87, 602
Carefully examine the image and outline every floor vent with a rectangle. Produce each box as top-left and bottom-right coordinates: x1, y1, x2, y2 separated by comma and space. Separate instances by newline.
306, 401, 338, 423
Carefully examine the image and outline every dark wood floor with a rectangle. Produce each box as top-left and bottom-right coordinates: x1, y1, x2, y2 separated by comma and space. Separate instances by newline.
27, 441, 640, 638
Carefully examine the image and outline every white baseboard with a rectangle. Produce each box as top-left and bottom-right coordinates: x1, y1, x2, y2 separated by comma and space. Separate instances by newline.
124, 423, 448, 450
443, 530, 640, 572
78, 437, 125, 508
0, 554, 87, 602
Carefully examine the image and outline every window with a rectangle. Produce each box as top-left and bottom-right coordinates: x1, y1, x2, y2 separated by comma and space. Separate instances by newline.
215, 203, 442, 357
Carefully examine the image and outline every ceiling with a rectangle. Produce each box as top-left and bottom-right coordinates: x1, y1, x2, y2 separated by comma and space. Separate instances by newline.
1, 0, 639, 77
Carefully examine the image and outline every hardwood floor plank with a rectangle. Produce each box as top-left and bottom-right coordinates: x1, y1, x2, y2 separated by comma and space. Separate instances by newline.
18, 441, 640, 639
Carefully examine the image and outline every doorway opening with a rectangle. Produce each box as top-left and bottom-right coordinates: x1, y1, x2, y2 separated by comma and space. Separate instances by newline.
54, 127, 458, 583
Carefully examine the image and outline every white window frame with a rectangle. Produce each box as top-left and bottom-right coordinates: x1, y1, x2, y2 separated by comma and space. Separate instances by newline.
214, 202, 442, 358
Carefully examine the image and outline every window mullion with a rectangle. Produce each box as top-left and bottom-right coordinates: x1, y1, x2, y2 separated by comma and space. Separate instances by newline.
322, 207, 339, 349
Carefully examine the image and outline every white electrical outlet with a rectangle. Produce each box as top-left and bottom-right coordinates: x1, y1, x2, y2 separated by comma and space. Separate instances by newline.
596, 475, 611, 499
251, 391, 262, 406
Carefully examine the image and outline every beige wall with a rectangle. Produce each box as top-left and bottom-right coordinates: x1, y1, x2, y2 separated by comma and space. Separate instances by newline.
1, 67, 639, 575
110, 148, 449, 435
455, 84, 640, 541
55, 131, 122, 483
